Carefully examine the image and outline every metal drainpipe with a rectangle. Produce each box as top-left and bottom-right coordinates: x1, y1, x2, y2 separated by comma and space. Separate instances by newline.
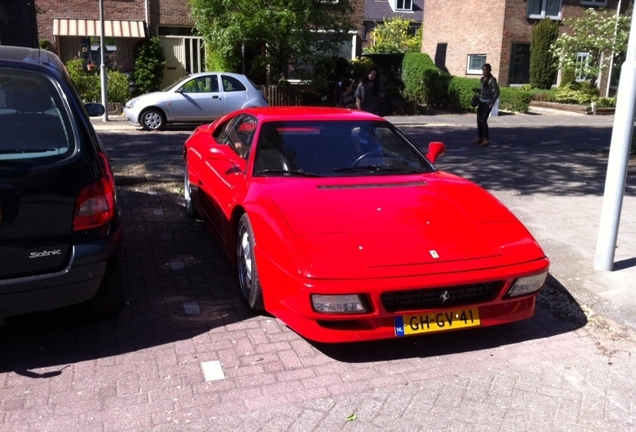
145, 0, 149, 33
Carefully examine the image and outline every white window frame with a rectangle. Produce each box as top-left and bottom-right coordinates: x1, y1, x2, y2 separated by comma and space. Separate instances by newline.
575, 52, 590, 82
396, 0, 413, 11
580, 0, 607, 6
467, 54, 487, 75
527, 0, 562, 20
388, 0, 413, 12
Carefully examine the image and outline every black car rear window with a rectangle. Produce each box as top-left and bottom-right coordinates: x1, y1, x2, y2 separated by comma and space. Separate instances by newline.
0, 68, 74, 164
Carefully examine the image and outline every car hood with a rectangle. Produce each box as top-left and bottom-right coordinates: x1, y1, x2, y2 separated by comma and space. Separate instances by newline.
258, 174, 545, 277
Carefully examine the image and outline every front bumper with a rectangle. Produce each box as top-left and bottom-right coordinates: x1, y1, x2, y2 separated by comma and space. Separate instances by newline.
123, 107, 139, 124
258, 250, 550, 343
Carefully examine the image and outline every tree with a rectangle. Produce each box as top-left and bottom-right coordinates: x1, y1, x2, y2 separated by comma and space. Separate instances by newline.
550, 8, 630, 87
530, 19, 559, 89
364, 17, 422, 54
133, 37, 166, 95
189, 0, 355, 84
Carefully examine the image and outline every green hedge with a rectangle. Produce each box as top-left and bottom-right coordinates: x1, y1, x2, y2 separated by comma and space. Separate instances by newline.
400, 52, 533, 113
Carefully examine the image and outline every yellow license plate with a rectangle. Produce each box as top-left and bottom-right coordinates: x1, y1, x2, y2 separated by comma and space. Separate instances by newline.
395, 308, 481, 336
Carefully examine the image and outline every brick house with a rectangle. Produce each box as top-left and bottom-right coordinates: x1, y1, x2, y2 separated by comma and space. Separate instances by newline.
422, 0, 628, 95
362, 0, 424, 50
35, 0, 367, 88
35, 0, 202, 88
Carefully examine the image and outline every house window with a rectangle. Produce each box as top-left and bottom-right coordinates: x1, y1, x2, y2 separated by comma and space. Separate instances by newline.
527, 0, 562, 20
467, 54, 487, 74
580, 0, 607, 6
575, 52, 590, 81
396, 0, 413, 11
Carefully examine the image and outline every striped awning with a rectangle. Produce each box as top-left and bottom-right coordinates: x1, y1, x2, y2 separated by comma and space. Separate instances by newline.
53, 19, 146, 38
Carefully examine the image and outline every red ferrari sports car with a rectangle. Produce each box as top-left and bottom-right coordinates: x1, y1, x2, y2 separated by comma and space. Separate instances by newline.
183, 107, 549, 343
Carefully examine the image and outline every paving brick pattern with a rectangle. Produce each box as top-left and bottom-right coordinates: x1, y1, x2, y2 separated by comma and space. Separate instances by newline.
1, 113, 635, 431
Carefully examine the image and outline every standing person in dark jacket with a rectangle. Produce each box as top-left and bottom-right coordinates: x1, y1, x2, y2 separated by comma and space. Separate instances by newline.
336, 79, 356, 109
354, 66, 386, 115
473, 63, 500, 147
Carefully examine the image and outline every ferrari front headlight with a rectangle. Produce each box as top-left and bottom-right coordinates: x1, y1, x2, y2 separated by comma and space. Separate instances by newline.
311, 294, 368, 314
507, 271, 548, 297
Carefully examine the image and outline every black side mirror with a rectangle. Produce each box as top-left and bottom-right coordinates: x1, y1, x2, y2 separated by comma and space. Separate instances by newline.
85, 103, 105, 117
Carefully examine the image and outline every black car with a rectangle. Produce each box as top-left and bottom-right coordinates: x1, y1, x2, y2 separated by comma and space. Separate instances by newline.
0, 46, 124, 323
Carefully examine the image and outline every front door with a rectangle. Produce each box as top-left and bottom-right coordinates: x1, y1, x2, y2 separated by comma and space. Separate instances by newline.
160, 38, 187, 88
508, 43, 530, 85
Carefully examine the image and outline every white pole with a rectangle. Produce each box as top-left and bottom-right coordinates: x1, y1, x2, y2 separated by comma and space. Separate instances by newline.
594, 3, 636, 271
99, 0, 109, 122
606, 0, 622, 98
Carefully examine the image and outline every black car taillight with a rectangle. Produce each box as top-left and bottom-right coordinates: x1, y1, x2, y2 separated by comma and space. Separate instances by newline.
73, 153, 116, 232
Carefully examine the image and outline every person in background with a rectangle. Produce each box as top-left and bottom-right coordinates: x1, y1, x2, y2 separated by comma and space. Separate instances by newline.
354, 66, 386, 115
473, 63, 500, 147
336, 79, 355, 109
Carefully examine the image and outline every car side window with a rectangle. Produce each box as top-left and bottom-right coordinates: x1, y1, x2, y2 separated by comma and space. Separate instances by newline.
181, 76, 219, 93
221, 76, 246, 92
226, 115, 257, 159
213, 117, 237, 143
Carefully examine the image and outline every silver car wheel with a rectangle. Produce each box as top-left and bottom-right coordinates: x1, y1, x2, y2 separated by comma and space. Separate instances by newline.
183, 165, 201, 219
237, 214, 264, 310
141, 109, 164, 131
238, 225, 253, 294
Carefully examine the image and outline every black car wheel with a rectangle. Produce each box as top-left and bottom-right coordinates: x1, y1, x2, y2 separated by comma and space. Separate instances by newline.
140, 108, 165, 131
184, 164, 201, 219
237, 214, 264, 310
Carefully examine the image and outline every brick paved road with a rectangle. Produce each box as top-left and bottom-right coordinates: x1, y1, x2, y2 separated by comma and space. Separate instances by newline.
1, 114, 635, 431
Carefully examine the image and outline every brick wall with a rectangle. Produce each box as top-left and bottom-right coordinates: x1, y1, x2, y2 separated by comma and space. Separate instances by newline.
35, 0, 198, 44
422, 0, 506, 83
423, 0, 624, 88
36, 0, 146, 43
150, 0, 195, 32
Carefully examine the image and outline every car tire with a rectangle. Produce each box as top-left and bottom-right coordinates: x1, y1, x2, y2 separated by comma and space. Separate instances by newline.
237, 214, 264, 311
184, 164, 201, 219
86, 254, 125, 319
140, 108, 165, 131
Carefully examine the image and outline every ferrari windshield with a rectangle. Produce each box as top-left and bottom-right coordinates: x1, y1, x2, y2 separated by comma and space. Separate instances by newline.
253, 121, 435, 177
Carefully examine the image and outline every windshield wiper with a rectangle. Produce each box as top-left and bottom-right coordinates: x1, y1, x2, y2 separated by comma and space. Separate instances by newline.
333, 165, 419, 174
255, 169, 321, 177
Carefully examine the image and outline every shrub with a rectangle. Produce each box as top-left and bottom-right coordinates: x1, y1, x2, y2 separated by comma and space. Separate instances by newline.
596, 97, 615, 107
447, 76, 480, 110
402, 52, 434, 104
530, 88, 557, 102
555, 81, 599, 104
500, 88, 533, 113
107, 69, 132, 104
132, 37, 166, 95
559, 68, 576, 88
530, 19, 559, 89
65, 58, 131, 104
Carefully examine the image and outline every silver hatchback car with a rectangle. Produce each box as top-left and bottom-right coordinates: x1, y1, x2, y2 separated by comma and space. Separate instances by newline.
124, 72, 269, 131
